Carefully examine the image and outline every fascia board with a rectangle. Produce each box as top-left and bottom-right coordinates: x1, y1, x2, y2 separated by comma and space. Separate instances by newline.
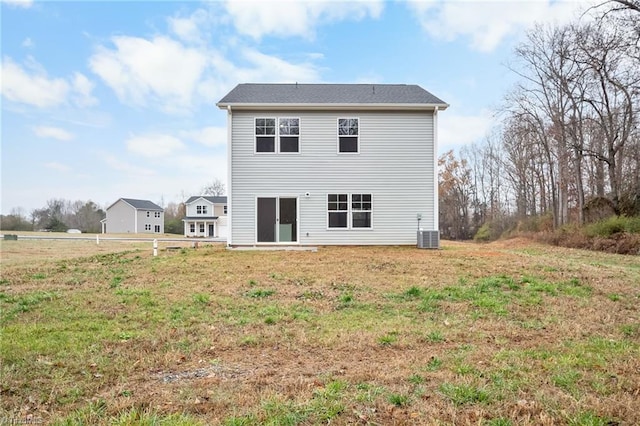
216, 102, 449, 111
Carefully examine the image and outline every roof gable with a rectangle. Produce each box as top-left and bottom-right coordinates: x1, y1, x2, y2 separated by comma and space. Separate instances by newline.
217, 84, 448, 109
185, 196, 228, 205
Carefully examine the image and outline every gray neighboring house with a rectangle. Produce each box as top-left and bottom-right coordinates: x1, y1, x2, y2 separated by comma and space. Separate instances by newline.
103, 198, 164, 234
216, 83, 448, 247
183, 196, 228, 238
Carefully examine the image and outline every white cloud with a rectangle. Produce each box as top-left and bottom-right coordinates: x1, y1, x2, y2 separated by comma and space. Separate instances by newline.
22, 37, 34, 48
89, 36, 208, 113
45, 162, 71, 172
2, 0, 33, 8
104, 154, 155, 177
182, 126, 227, 147
90, 33, 323, 111
168, 8, 211, 44
33, 125, 74, 141
438, 110, 494, 150
72, 72, 99, 107
224, 0, 383, 39
240, 48, 322, 82
1, 56, 99, 109
1, 57, 69, 108
407, 0, 592, 52
126, 133, 185, 158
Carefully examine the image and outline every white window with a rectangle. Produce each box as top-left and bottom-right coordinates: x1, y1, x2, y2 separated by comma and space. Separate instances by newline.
196, 205, 207, 215
145, 224, 151, 231
155, 211, 161, 218
255, 117, 299, 153
154, 225, 161, 233
327, 194, 348, 228
223, 205, 228, 215
255, 118, 276, 152
351, 194, 372, 228
279, 118, 299, 153
190, 223, 195, 233
338, 118, 359, 153
199, 224, 205, 233
328, 193, 372, 229
146, 211, 150, 217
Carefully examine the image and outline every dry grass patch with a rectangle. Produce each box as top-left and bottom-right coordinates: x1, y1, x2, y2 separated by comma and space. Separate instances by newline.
1, 238, 639, 425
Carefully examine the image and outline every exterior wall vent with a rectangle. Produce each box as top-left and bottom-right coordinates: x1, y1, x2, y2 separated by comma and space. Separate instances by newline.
417, 230, 440, 249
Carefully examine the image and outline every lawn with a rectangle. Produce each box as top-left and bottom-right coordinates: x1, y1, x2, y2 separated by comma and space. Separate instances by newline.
1, 238, 639, 425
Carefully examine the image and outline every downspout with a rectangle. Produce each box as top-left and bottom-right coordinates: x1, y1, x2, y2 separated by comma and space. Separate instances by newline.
433, 107, 439, 232
226, 105, 233, 246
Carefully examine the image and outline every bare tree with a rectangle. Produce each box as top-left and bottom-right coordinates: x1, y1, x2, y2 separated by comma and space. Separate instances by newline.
201, 178, 226, 196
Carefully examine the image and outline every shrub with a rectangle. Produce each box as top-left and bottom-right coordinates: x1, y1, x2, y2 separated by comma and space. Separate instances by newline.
473, 223, 492, 242
584, 216, 640, 238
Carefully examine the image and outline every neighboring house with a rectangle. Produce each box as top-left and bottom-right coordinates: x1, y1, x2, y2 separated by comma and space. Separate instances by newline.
182, 196, 228, 238
103, 198, 164, 234
216, 83, 448, 247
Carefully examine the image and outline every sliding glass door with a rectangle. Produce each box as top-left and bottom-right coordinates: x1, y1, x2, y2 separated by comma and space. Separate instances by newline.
257, 197, 297, 243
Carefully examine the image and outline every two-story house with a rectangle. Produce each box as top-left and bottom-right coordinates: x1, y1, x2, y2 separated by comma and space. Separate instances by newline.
103, 198, 164, 234
182, 196, 228, 238
216, 83, 447, 247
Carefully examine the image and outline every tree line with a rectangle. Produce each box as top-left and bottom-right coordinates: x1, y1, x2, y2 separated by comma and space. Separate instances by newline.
439, 0, 640, 240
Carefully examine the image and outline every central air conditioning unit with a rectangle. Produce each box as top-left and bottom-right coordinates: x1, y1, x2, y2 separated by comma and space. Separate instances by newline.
417, 230, 440, 249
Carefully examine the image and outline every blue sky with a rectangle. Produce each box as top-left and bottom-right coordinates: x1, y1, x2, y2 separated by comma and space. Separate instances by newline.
1, 0, 593, 215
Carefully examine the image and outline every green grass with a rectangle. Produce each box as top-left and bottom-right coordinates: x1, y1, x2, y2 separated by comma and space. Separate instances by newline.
438, 382, 490, 406
2, 242, 639, 424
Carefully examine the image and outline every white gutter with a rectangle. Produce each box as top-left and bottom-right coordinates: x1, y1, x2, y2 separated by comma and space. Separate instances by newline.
216, 102, 449, 111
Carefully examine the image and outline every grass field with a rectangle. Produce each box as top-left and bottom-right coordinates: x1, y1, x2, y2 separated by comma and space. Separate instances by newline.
1, 238, 639, 425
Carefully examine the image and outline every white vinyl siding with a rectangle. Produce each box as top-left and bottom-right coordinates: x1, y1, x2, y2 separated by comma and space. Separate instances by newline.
105, 200, 163, 234
229, 110, 436, 245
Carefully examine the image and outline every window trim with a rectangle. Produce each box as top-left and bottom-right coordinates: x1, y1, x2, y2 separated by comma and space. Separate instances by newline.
254, 117, 277, 154
196, 205, 208, 215
337, 117, 359, 154
326, 193, 373, 230
278, 117, 301, 154
351, 193, 372, 229
254, 116, 301, 154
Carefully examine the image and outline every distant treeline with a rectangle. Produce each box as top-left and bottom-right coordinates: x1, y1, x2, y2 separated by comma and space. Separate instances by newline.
1, 199, 187, 234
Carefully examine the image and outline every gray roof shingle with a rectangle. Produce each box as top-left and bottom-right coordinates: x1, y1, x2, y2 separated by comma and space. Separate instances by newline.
120, 198, 163, 211
217, 84, 447, 107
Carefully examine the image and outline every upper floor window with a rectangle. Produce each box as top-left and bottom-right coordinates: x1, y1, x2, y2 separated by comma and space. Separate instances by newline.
255, 118, 276, 152
196, 205, 207, 215
146, 211, 150, 217
279, 118, 299, 153
255, 117, 299, 153
154, 211, 161, 218
223, 205, 228, 215
338, 118, 359, 153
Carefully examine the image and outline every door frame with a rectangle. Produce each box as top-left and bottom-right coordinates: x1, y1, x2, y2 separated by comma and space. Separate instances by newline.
255, 195, 299, 244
